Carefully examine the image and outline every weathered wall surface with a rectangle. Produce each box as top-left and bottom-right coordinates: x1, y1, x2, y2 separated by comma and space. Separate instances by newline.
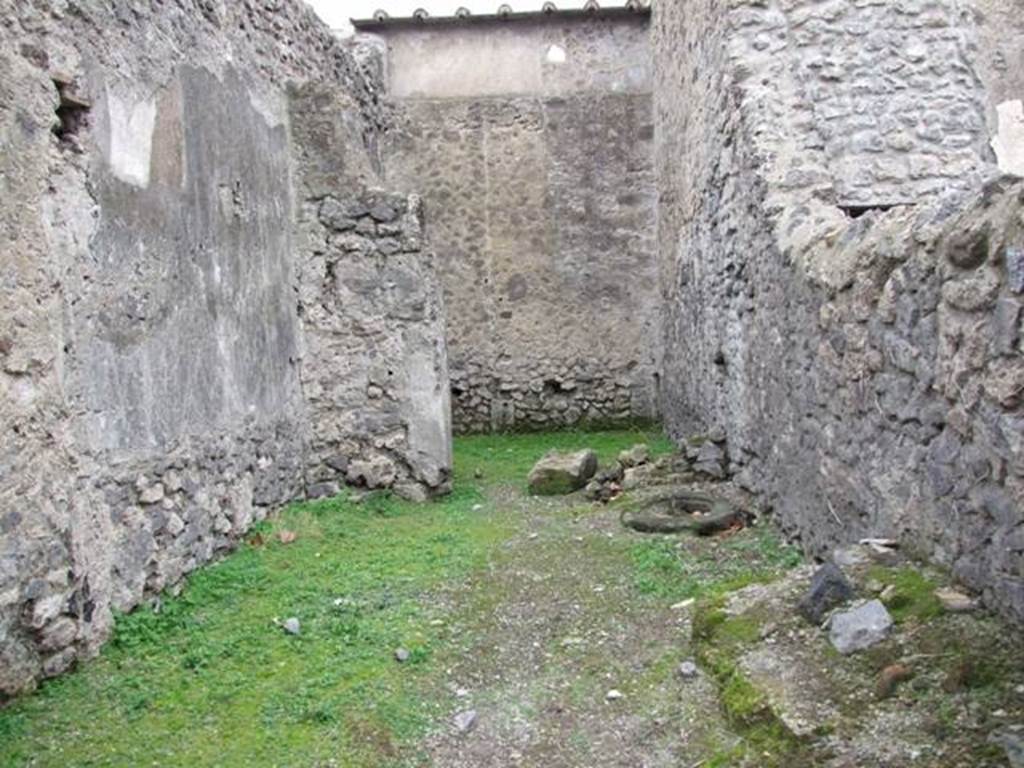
292, 83, 452, 500
656, 0, 1024, 621
378, 16, 660, 433
1, 1, 450, 698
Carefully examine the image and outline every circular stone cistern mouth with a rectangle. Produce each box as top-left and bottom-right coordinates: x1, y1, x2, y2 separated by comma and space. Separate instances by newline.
620, 490, 745, 535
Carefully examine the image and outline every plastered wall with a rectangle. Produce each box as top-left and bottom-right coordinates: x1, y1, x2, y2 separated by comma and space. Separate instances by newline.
376, 15, 660, 433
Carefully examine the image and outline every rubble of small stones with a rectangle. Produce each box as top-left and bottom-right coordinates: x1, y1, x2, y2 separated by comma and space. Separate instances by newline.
699, 539, 1024, 766
582, 434, 731, 504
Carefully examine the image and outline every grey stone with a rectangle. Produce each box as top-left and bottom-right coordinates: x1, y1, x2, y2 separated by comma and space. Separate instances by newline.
41, 648, 76, 678
799, 563, 855, 624
307, 482, 340, 500
31, 595, 65, 630
394, 647, 411, 663
677, 660, 699, 679
139, 483, 165, 505
347, 456, 399, 490
393, 482, 429, 503
934, 587, 977, 613
38, 618, 77, 652
828, 600, 894, 654
1007, 247, 1024, 294
319, 198, 358, 232
527, 450, 598, 495
453, 709, 478, 733
165, 513, 186, 537
283, 617, 301, 636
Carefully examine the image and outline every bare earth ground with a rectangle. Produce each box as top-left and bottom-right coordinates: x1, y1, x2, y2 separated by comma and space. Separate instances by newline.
411, 490, 737, 768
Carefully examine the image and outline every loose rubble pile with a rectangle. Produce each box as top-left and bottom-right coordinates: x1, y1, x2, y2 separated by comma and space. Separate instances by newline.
526, 434, 744, 539
525, 432, 731, 503
693, 537, 1024, 766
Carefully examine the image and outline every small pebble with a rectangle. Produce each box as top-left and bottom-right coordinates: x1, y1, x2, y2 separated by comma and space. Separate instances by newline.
394, 647, 410, 663
453, 709, 478, 733
677, 661, 699, 679
606, 689, 624, 701
283, 617, 301, 635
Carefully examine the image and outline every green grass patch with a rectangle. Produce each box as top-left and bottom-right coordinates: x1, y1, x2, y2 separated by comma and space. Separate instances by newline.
631, 523, 803, 602
868, 566, 942, 624
454, 428, 672, 488
0, 473, 503, 767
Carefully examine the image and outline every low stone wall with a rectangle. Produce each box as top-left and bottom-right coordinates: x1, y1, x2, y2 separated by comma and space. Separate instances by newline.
655, 0, 1024, 622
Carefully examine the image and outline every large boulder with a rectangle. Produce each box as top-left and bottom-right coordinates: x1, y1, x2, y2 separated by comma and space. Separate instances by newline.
528, 450, 598, 495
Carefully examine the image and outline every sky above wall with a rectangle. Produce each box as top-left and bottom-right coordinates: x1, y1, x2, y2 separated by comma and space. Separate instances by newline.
307, 0, 591, 34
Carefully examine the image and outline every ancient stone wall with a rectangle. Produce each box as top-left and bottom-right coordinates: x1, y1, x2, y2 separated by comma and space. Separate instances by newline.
655, 0, 1024, 622
0, 0, 450, 698
373, 15, 660, 433
292, 83, 452, 501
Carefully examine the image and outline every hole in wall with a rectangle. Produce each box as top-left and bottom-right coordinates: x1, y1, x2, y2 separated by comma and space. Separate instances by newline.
840, 204, 898, 220
51, 77, 91, 147
543, 379, 567, 396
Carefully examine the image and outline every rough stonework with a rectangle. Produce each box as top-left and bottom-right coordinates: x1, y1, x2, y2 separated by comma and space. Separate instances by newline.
0, 0, 451, 698
655, 0, 1024, 622
363, 13, 660, 433
291, 83, 453, 499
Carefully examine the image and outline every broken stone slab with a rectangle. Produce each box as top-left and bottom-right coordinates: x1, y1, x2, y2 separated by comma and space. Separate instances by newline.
527, 449, 597, 495
739, 644, 841, 738
798, 562, 854, 625
828, 600, 893, 654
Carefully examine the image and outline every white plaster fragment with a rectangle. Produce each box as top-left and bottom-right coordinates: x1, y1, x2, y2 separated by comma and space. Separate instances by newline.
992, 99, 1024, 177
105, 89, 157, 188
546, 44, 567, 65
